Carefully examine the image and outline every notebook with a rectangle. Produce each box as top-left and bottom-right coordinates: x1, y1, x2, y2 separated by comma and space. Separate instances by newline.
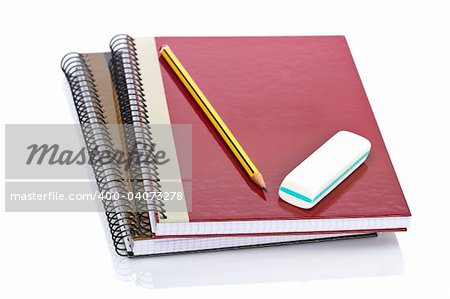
61, 47, 374, 257
122, 35, 410, 236
61, 34, 410, 256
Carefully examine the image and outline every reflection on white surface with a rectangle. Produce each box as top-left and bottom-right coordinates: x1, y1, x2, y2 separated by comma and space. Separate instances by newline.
100, 216, 403, 288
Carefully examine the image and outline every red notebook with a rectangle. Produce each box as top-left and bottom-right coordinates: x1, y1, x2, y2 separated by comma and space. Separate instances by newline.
134, 36, 410, 236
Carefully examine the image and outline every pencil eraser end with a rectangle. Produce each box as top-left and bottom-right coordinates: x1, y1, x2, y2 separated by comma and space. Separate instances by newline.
279, 131, 371, 209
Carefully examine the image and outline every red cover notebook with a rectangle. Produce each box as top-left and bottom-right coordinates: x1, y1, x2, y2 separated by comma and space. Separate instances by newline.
131, 36, 410, 236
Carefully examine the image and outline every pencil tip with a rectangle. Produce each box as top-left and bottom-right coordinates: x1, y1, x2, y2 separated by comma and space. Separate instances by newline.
262, 187, 268, 193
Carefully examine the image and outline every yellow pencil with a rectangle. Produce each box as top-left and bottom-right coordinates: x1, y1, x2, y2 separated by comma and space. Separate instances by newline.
159, 45, 267, 192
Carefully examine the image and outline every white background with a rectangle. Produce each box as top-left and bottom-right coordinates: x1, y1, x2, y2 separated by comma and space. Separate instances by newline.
0, 0, 449, 298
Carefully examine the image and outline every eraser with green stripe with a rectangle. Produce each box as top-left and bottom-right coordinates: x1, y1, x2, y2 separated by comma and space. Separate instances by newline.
279, 131, 371, 209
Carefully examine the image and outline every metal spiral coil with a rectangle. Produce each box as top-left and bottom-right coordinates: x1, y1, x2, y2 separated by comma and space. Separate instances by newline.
109, 34, 167, 233
61, 52, 139, 256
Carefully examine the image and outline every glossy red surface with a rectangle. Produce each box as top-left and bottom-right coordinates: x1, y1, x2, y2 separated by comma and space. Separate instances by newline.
155, 36, 411, 222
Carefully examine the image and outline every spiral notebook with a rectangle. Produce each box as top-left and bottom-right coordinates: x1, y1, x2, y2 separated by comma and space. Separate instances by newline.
61, 49, 375, 256
119, 35, 410, 236
61, 34, 410, 256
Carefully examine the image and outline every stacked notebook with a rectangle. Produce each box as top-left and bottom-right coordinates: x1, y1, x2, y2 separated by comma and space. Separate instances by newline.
62, 35, 410, 257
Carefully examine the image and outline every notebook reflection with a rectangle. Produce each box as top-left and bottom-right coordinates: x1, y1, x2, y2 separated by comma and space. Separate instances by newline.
101, 217, 403, 288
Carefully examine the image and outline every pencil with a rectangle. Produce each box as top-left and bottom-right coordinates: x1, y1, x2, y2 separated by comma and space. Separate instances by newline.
159, 45, 267, 192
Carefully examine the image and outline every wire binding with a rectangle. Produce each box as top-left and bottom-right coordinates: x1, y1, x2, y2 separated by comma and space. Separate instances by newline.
61, 52, 138, 256
109, 34, 167, 234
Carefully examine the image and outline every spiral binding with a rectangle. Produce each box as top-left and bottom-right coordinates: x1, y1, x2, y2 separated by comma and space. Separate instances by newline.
109, 34, 167, 234
61, 52, 138, 256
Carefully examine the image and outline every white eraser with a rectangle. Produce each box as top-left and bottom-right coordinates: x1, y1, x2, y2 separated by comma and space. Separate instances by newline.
279, 131, 371, 209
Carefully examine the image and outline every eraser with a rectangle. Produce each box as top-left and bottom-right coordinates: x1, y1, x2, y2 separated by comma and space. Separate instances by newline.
279, 131, 371, 209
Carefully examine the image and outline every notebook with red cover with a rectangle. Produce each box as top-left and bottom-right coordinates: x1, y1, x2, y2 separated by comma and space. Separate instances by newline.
63, 49, 379, 257
121, 35, 411, 237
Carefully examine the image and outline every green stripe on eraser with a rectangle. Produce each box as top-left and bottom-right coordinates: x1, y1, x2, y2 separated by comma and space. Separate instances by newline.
279, 131, 371, 209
